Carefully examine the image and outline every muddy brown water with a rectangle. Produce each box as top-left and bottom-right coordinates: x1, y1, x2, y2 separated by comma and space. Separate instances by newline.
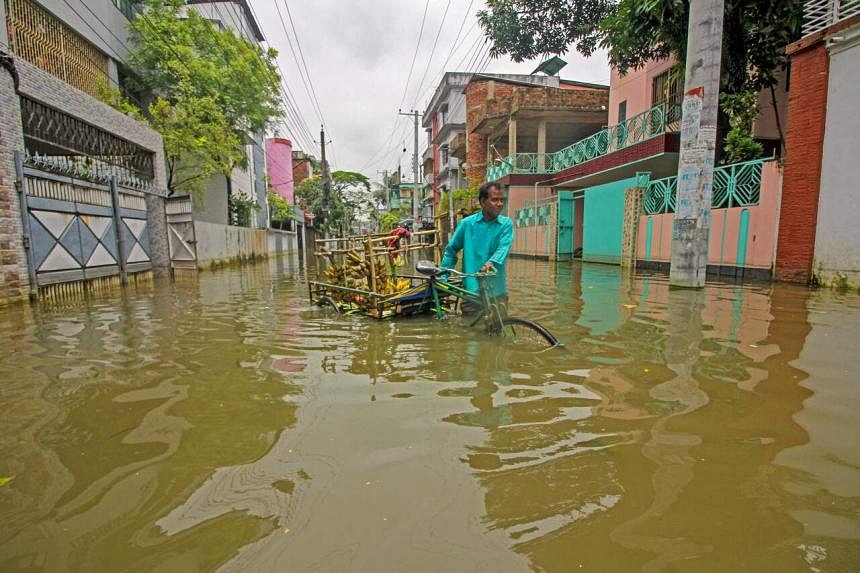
0, 258, 858, 572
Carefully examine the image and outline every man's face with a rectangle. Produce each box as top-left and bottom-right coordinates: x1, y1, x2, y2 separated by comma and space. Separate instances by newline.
481, 186, 505, 220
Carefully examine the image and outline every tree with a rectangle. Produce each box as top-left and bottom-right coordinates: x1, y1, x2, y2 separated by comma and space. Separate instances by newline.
125, 0, 283, 196
478, 0, 802, 156
296, 171, 375, 235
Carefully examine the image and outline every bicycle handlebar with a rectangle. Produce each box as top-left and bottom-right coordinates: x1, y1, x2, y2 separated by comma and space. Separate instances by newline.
439, 266, 497, 279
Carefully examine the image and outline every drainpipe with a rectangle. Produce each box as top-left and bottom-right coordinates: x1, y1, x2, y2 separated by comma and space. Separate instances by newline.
533, 176, 555, 258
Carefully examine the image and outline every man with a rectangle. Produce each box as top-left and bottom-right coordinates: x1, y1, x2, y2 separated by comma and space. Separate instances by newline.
440, 181, 514, 304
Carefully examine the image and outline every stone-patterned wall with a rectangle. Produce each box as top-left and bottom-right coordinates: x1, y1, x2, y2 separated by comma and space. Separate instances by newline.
0, 60, 28, 305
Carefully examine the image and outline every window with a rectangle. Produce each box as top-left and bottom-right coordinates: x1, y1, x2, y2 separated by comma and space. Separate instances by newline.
618, 100, 627, 124
651, 70, 683, 109
441, 145, 449, 165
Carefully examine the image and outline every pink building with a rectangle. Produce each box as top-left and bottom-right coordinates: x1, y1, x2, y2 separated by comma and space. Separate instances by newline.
266, 138, 294, 204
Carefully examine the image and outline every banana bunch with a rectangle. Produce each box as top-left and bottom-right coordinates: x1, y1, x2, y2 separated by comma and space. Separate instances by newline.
323, 250, 412, 297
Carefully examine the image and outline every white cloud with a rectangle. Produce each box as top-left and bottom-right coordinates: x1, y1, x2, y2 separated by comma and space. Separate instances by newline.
252, 0, 609, 178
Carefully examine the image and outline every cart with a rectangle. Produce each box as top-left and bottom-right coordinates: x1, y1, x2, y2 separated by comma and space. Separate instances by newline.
308, 229, 452, 319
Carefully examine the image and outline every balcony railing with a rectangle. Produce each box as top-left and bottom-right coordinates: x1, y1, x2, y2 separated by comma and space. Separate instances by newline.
643, 158, 767, 215
486, 102, 682, 181
803, 0, 860, 36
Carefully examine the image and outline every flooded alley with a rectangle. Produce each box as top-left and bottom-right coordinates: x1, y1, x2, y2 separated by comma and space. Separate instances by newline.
1, 258, 858, 572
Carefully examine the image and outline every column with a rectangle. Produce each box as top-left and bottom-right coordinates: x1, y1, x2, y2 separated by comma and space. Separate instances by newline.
537, 120, 547, 170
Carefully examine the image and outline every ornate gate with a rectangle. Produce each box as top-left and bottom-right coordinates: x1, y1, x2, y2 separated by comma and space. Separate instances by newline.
16, 151, 163, 293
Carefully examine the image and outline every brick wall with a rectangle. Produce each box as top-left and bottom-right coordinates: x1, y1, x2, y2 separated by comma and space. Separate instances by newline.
466, 78, 609, 188
775, 42, 829, 283
0, 63, 28, 305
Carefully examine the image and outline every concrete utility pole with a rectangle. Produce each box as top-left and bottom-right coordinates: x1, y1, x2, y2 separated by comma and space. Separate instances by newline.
319, 125, 333, 233
399, 109, 420, 223
669, 0, 725, 288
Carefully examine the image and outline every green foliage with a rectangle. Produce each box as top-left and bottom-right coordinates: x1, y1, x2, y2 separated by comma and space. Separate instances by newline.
479, 0, 803, 95
478, 0, 610, 61
0, 476, 13, 487
149, 96, 244, 196
721, 90, 764, 164
379, 210, 404, 232
296, 171, 375, 235
126, 0, 283, 196
439, 188, 479, 214
96, 79, 145, 122
268, 191, 292, 222
229, 191, 261, 227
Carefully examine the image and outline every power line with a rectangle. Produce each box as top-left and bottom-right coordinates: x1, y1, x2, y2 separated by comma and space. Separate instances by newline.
409, 0, 453, 110
398, 0, 431, 110
237, 1, 318, 151
270, 0, 337, 167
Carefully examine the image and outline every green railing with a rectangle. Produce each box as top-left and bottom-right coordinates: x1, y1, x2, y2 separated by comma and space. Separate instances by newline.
486, 102, 682, 181
643, 158, 767, 214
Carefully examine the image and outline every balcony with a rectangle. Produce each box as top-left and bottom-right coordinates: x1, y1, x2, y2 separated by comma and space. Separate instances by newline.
487, 102, 681, 181
803, 0, 860, 36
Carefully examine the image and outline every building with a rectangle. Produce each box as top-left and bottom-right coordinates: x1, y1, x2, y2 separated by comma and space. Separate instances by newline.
421, 72, 471, 221
0, 0, 170, 304
291, 150, 314, 188
266, 138, 294, 204
474, 56, 789, 280
776, 1, 860, 287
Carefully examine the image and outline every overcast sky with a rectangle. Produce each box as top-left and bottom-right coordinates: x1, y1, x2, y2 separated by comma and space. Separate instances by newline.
250, 0, 609, 181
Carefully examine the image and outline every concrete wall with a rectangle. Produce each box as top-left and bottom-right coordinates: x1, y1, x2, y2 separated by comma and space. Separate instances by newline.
507, 185, 555, 258
813, 34, 860, 288
38, 0, 134, 68
608, 59, 674, 124
582, 177, 634, 264
193, 221, 296, 268
638, 160, 782, 272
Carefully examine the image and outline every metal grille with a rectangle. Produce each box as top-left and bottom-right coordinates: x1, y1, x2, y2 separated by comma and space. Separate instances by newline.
803, 0, 860, 36
21, 97, 157, 187
486, 102, 681, 180
643, 158, 765, 214
4, 0, 109, 98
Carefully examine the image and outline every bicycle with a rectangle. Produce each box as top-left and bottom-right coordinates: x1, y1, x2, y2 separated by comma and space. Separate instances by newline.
415, 260, 561, 349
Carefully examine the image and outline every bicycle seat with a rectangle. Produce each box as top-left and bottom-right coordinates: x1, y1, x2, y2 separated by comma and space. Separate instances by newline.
416, 260, 440, 276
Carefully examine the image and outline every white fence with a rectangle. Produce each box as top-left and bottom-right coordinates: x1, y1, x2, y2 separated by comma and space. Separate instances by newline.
804, 0, 860, 36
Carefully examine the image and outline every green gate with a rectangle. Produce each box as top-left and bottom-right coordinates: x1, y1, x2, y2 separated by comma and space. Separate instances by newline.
557, 191, 575, 260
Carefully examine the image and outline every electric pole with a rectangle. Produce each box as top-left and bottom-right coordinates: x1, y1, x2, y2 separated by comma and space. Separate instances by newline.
319, 125, 333, 234
376, 169, 389, 209
669, 0, 725, 288
399, 109, 420, 223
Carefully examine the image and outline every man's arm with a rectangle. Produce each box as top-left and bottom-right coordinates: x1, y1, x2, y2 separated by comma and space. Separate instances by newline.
440, 219, 466, 270
487, 219, 514, 267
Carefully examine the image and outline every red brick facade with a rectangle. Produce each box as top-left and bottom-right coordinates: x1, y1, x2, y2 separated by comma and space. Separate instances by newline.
465, 78, 609, 188
775, 42, 829, 283
466, 81, 514, 187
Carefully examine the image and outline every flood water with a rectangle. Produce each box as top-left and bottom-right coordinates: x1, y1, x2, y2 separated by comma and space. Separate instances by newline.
1, 257, 858, 572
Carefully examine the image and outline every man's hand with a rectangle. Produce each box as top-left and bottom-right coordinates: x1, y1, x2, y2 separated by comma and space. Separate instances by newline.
480, 261, 495, 273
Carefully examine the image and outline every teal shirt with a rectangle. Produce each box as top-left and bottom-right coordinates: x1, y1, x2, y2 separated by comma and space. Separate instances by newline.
440, 212, 514, 297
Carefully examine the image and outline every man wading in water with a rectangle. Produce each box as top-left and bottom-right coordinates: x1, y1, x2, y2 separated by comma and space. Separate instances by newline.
440, 181, 514, 313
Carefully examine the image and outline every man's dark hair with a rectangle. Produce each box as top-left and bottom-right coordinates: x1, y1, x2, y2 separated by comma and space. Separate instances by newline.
479, 181, 502, 202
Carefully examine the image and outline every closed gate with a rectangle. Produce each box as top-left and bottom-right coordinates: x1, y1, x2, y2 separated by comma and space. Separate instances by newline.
16, 152, 161, 293
556, 191, 574, 260
165, 196, 197, 269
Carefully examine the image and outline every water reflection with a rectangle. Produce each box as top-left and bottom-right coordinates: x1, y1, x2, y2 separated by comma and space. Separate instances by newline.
0, 258, 858, 571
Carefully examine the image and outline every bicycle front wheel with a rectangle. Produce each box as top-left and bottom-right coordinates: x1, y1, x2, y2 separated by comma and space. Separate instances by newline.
500, 317, 560, 348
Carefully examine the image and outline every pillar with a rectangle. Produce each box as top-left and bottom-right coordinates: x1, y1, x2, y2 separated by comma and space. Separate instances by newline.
537, 120, 547, 170
0, 51, 30, 305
